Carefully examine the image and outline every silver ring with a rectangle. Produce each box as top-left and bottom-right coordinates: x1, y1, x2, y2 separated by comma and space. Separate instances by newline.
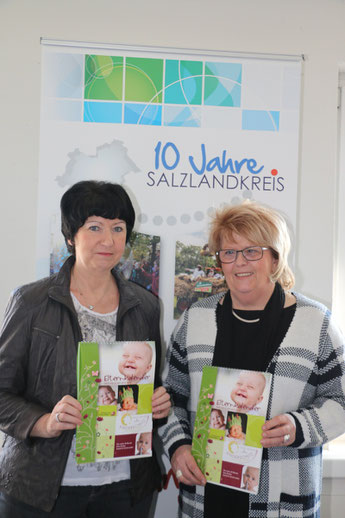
283, 433, 290, 443
55, 412, 61, 423
176, 469, 183, 479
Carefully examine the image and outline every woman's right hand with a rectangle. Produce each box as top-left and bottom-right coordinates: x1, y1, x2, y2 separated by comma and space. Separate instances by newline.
30, 395, 83, 438
171, 444, 206, 486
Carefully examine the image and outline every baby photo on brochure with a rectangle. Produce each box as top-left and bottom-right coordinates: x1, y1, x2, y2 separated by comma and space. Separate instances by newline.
76, 341, 155, 464
192, 366, 272, 494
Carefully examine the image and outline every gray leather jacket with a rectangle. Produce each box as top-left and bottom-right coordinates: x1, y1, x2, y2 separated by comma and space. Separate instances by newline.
0, 256, 162, 512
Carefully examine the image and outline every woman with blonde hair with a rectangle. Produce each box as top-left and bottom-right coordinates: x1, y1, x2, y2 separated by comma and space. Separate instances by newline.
160, 200, 345, 518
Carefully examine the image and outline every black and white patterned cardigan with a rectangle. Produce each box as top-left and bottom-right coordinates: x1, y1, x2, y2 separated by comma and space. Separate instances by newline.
159, 291, 345, 518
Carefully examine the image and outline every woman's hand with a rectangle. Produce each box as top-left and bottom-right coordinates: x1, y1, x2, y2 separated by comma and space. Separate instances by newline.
152, 386, 171, 419
171, 444, 206, 486
30, 395, 83, 439
261, 414, 296, 447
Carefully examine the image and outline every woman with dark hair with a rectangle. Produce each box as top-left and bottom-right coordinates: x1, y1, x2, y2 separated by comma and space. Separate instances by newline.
160, 200, 345, 518
0, 180, 170, 517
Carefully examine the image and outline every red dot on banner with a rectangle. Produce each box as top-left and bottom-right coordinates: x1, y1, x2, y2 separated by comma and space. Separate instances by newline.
271, 169, 278, 176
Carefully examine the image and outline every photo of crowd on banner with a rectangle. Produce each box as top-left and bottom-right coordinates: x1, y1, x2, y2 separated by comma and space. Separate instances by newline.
50, 227, 161, 297
174, 240, 226, 319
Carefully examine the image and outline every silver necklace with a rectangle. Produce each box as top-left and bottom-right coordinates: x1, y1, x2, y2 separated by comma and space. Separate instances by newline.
232, 309, 260, 324
72, 275, 110, 311
77, 291, 105, 311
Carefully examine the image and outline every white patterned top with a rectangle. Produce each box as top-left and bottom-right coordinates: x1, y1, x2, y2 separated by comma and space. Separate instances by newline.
61, 294, 130, 486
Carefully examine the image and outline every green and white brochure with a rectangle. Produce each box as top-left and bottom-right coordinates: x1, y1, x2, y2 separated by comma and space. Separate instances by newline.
192, 366, 272, 494
76, 340, 155, 464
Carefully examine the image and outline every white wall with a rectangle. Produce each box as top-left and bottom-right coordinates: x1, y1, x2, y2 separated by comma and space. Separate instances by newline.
1, 0, 345, 318
1, 1, 345, 516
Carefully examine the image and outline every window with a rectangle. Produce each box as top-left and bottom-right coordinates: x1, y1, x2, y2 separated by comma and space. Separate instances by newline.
333, 76, 345, 333
328, 73, 345, 451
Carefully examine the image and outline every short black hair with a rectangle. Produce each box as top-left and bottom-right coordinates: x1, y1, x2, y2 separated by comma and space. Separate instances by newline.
60, 180, 135, 254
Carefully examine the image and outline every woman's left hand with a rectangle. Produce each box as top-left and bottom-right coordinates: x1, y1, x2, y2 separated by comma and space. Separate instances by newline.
151, 386, 171, 419
261, 414, 296, 447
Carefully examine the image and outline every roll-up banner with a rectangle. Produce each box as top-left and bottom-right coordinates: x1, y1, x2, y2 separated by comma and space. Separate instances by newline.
38, 40, 302, 344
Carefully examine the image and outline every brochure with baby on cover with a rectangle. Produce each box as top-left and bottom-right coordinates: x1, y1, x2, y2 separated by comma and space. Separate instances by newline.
76, 340, 155, 464
192, 366, 272, 494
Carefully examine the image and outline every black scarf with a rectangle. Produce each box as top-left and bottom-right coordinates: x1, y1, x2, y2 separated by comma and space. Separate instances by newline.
212, 282, 285, 371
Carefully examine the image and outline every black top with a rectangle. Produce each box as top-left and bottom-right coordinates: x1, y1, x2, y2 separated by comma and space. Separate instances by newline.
204, 297, 296, 518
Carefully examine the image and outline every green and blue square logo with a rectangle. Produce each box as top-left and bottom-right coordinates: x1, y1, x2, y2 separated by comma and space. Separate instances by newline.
46, 52, 280, 131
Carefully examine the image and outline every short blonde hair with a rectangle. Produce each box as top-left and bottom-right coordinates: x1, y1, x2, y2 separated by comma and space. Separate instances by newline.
208, 200, 295, 290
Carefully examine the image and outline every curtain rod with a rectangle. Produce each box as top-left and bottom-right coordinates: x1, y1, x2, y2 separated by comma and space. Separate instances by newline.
40, 38, 304, 62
